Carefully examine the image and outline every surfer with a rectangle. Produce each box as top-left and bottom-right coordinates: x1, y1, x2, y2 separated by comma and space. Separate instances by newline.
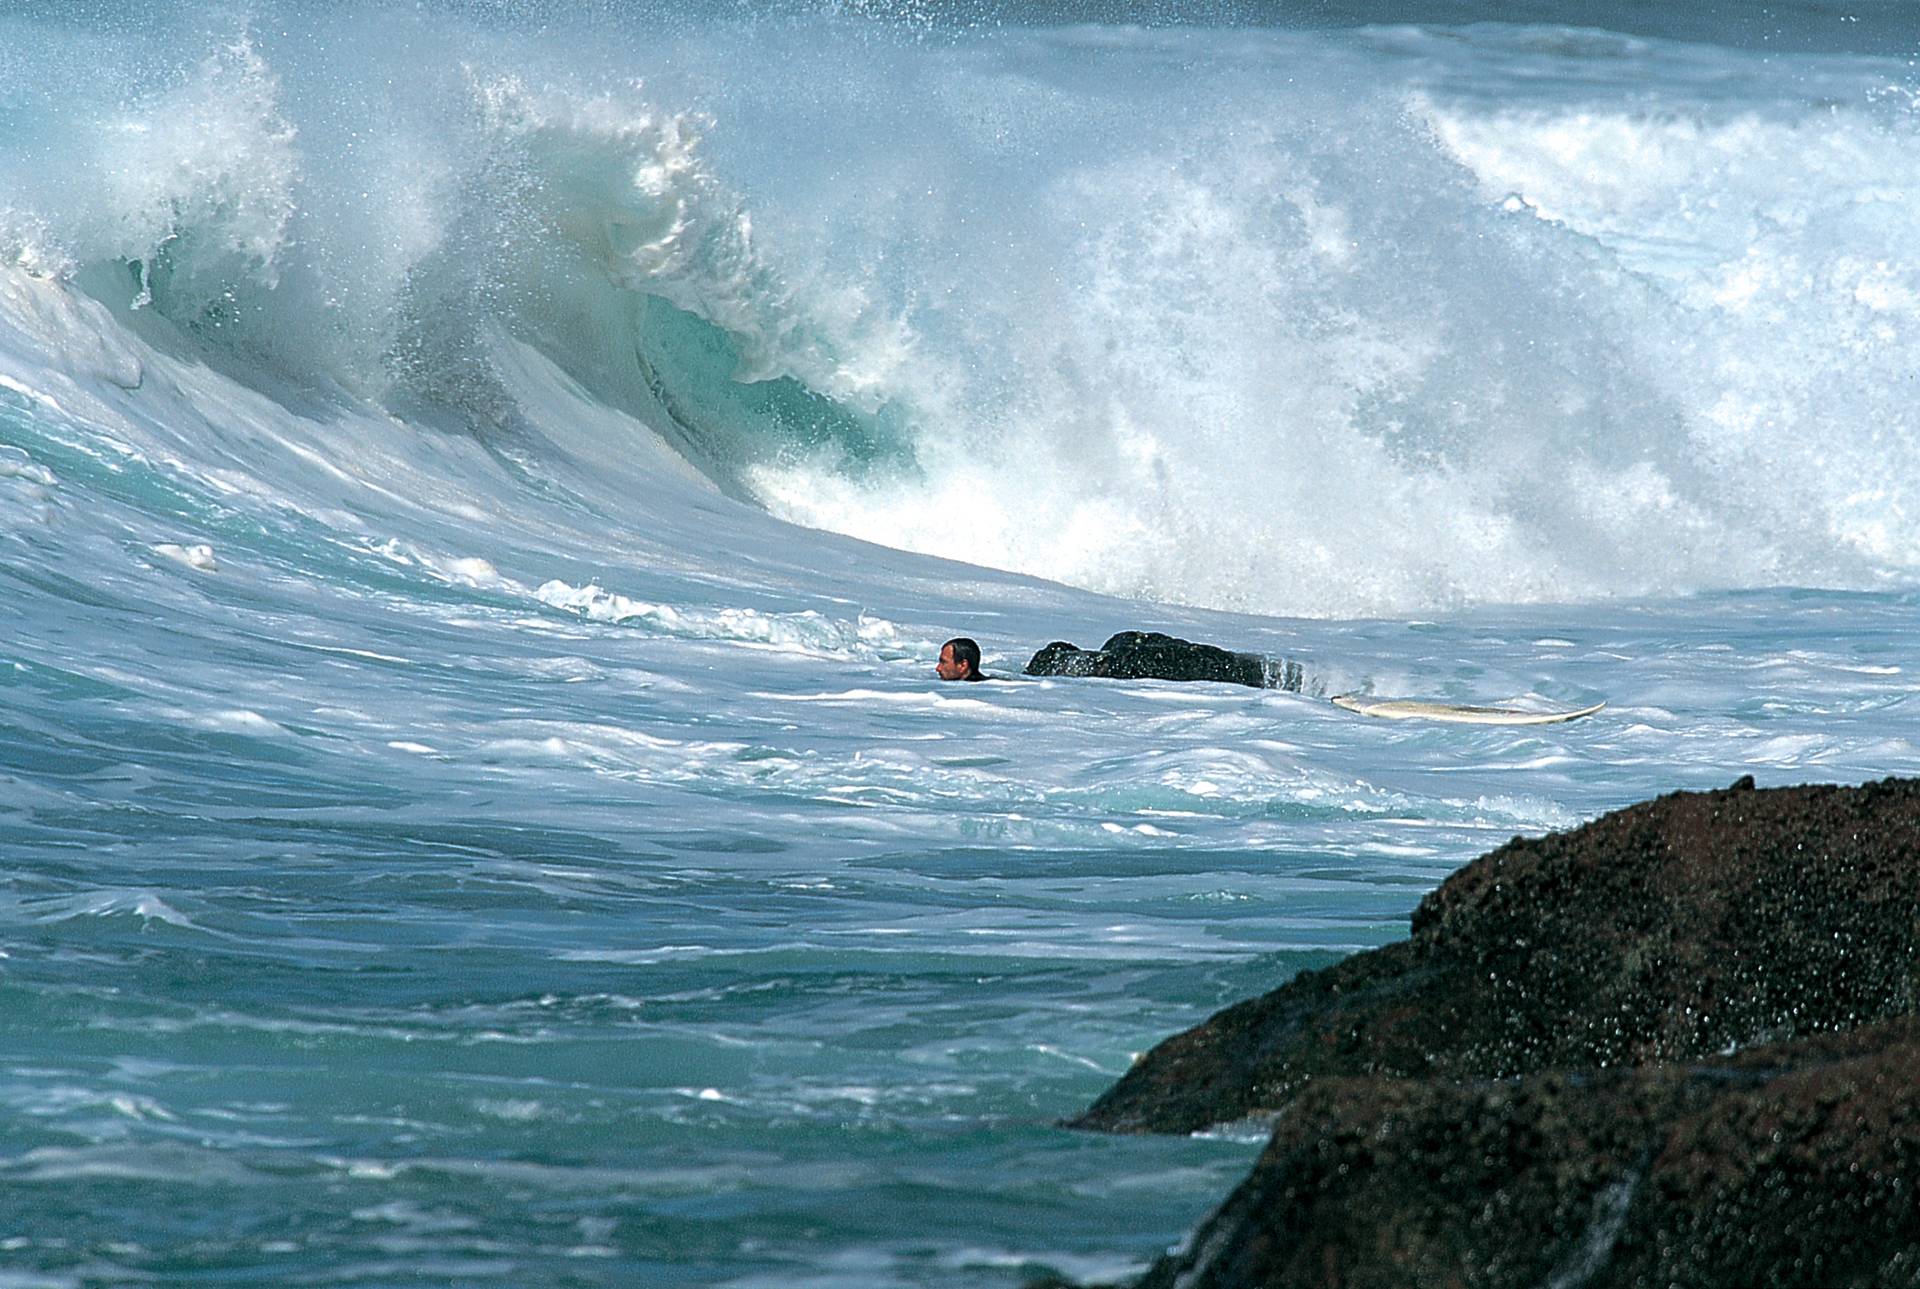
934, 631, 1303, 691
931, 632, 1600, 721
935, 637, 987, 681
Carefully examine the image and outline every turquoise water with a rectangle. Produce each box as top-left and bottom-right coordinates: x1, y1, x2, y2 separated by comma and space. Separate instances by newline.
2, 2, 1918, 1283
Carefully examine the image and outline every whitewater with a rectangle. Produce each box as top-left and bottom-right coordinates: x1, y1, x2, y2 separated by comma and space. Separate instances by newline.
1, 1, 1916, 1283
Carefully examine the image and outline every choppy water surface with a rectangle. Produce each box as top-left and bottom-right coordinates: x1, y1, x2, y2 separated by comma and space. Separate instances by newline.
2, 0, 1917, 1283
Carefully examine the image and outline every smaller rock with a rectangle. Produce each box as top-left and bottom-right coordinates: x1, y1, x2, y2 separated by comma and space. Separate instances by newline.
1024, 631, 1285, 690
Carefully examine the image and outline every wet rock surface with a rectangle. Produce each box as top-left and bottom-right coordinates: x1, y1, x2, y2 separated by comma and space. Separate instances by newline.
1061, 777, 1920, 1289
1025, 631, 1291, 690
1132, 1019, 1920, 1289
1075, 776, 1920, 1135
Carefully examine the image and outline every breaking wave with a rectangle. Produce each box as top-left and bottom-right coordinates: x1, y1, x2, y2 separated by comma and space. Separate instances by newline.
2, 1, 1916, 616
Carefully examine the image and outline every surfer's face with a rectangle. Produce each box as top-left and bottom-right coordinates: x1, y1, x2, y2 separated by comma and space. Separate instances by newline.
936, 644, 970, 681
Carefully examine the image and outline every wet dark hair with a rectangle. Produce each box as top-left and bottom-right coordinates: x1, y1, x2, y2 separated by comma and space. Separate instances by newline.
943, 636, 983, 680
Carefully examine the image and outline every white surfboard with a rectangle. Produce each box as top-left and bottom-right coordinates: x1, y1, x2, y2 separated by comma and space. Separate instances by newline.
1331, 695, 1606, 725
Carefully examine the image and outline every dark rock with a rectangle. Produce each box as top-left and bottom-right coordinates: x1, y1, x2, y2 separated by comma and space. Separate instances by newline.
1073, 777, 1920, 1135
1025, 641, 1097, 677
1129, 1019, 1920, 1289
1024, 631, 1281, 690
1067, 778, 1920, 1288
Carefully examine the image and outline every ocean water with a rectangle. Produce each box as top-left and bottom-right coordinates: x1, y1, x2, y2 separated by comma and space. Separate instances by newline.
1, 1, 1917, 1284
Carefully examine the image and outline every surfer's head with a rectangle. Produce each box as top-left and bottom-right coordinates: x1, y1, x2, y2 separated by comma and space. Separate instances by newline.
937, 637, 984, 681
